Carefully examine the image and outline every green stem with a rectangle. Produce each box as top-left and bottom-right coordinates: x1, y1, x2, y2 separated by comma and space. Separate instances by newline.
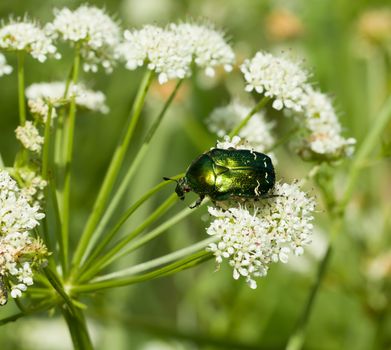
92, 237, 216, 282
62, 305, 93, 350
106, 204, 197, 265
63, 62, 75, 99
50, 181, 67, 272
77, 194, 178, 282
0, 299, 56, 326
265, 126, 300, 153
72, 70, 154, 270
80, 80, 183, 265
80, 175, 184, 275
54, 63, 74, 187
0, 152, 4, 168
41, 104, 53, 179
44, 266, 94, 349
73, 250, 212, 293
17, 51, 26, 126
228, 96, 270, 138
285, 245, 333, 350
61, 47, 81, 274
43, 266, 75, 312
340, 94, 391, 209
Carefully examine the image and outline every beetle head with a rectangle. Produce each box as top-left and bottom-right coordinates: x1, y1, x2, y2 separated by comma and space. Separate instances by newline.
163, 177, 191, 200
175, 177, 191, 200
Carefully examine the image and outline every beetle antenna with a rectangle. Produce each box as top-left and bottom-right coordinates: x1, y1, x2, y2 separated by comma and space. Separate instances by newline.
163, 177, 178, 183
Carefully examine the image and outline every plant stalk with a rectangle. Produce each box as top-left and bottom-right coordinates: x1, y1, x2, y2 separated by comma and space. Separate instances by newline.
72, 70, 154, 270
41, 104, 53, 179
17, 51, 26, 126
80, 80, 183, 264
73, 250, 212, 293
92, 237, 217, 283
80, 175, 183, 275
62, 306, 93, 350
228, 96, 270, 138
78, 194, 178, 282
61, 47, 81, 274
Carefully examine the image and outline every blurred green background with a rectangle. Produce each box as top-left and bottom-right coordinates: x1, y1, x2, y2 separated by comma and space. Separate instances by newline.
1, 0, 391, 349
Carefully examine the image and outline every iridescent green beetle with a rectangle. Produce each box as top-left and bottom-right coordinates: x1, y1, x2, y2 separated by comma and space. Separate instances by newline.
165, 148, 275, 208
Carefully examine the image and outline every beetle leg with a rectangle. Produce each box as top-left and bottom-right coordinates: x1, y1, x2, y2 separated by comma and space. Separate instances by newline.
189, 195, 205, 209
260, 194, 281, 199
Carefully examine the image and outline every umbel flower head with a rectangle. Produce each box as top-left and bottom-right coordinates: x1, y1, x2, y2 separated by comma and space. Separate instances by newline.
207, 181, 315, 289
0, 53, 12, 76
46, 5, 121, 73
296, 87, 356, 160
0, 19, 59, 62
207, 100, 275, 153
0, 170, 47, 304
15, 121, 44, 153
171, 22, 235, 77
241, 51, 309, 112
26, 81, 109, 114
117, 21, 235, 84
11, 167, 47, 207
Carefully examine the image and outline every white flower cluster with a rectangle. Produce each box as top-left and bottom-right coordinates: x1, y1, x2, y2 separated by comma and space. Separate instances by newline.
0, 20, 59, 62
241, 51, 356, 160
0, 233, 34, 300
46, 5, 121, 72
18, 168, 47, 206
15, 121, 44, 153
241, 51, 308, 112
117, 22, 235, 84
118, 25, 192, 84
0, 170, 44, 234
171, 22, 235, 77
207, 182, 315, 289
28, 98, 58, 122
0, 170, 47, 303
0, 53, 12, 76
26, 81, 109, 114
72, 83, 109, 114
207, 101, 275, 152
298, 87, 356, 160
215, 135, 254, 151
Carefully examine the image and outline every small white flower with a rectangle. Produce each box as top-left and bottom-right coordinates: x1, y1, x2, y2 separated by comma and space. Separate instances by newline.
15, 121, 44, 153
26, 81, 109, 114
206, 182, 315, 288
215, 135, 246, 150
10, 287, 22, 299
241, 51, 309, 112
207, 100, 275, 152
0, 19, 59, 62
46, 6, 121, 73
297, 87, 356, 160
0, 53, 12, 76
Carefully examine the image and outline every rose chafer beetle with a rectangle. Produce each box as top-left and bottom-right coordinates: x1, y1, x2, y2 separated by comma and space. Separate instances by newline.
165, 148, 275, 208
